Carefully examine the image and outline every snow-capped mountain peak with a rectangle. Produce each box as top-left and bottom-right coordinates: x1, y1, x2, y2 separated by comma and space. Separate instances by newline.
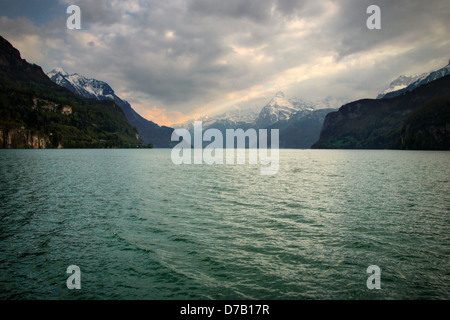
267, 91, 293, 108
176, 91, 348, 130
47, 68, 115, 100
378, 74, 427, 98
256, 91, 313, 127
378, 62, 450, 99
47, 67, 68, 78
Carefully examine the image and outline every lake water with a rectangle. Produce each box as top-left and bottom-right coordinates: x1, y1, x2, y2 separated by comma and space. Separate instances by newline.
0, 149, 448, 300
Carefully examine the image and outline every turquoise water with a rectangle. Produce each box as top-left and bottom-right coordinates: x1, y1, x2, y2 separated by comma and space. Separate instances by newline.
0, 149, 448, 300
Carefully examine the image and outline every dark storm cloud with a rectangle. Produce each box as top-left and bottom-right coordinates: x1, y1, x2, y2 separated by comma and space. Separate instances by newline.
60, 0, 124, 26
0, 0, 65, 25
329, 0, 450, 59
187, 0, 273, 22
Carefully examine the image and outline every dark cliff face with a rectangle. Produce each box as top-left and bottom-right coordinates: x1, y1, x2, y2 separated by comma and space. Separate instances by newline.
0, 35, 140, 149
312, 75, 450, 150
400, 96, 450, 150
0, 128, 52, 149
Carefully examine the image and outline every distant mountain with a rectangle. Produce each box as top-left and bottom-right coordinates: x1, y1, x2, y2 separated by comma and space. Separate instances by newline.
256, 91, 314, 128
309, 96, 351, 110
0, 35, 139, 149
268, 108, 336, 148
312, 74, 450, 150
378, 63, 450, 99
175, 107, 260, 131
47, 68, 173, 147
47, 68, 117, 100
376, 74, 427, 99
175, 91, 347, 148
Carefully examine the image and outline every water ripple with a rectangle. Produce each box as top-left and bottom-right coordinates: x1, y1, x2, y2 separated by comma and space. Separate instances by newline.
0, 149, 448, 299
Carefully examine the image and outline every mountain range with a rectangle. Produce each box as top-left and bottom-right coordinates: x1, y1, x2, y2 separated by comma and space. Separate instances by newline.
176, 91, 348, 148
1, 33, 448, 150
313, 66, 450, 150
377, 63, 450, 99
0, 35, 139, 149
47, 68, 173, 147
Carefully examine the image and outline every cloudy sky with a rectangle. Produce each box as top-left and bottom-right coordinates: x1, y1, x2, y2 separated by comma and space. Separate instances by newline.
1, 0, 449, 126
